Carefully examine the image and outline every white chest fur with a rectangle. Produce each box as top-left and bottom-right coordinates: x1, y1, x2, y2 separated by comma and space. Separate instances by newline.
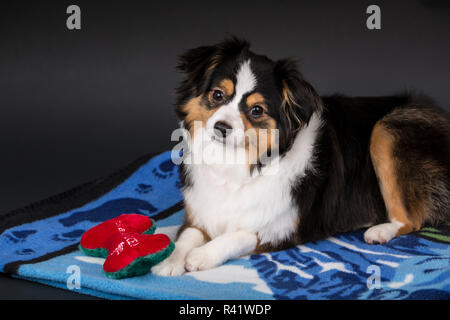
183, 113, 322, 246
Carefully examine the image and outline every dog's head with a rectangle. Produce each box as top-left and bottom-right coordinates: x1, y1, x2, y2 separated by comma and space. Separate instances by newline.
175, 37, 322, 170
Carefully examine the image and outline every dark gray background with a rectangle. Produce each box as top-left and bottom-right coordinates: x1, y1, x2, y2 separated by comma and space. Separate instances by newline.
0, 0, 449, 299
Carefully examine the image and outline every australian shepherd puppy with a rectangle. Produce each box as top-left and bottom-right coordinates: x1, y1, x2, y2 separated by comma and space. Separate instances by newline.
152, 37, 450, 276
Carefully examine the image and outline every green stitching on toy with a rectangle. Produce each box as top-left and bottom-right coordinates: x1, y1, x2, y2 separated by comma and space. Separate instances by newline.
142, 219, 156, 235
79, 245, 109, 258
104, 241, 175, 279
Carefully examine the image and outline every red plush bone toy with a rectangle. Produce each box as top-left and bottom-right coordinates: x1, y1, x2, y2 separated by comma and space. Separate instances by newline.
79, 214, 174, 279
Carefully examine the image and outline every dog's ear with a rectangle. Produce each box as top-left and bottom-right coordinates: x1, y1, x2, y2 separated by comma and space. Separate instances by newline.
176, 37, 250, 105
274, 58, 323, 134
177, 45, 218, 97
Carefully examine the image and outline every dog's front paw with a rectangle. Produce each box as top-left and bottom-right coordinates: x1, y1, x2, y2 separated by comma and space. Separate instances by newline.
185, 247, 220, 272
151, 255, 186, 276
364, 223, 400, 244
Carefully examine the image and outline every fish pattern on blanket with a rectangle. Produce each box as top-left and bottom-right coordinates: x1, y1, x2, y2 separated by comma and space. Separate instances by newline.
249, 229, 450, 300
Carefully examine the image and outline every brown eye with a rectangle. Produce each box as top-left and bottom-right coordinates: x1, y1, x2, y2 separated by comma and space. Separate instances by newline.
212, 89, 225, 103
249, 105, 264, 118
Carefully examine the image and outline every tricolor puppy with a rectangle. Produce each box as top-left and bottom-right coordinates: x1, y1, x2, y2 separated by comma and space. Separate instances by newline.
152, 38, 450, 276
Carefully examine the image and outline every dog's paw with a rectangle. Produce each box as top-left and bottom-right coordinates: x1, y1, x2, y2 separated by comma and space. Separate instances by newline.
151, 255, 186, 276
364, 223, 400, 244
185, 247, 219, 272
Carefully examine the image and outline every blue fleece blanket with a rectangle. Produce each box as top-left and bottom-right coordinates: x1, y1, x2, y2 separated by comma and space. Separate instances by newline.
1, 151, 449, 299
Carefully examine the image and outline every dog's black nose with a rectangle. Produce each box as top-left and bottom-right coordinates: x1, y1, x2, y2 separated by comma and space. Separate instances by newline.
213, 121, 232, 138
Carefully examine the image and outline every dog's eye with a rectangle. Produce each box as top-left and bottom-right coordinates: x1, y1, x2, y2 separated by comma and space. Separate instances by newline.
249, 105, 264, 118
211, 89, 225, 103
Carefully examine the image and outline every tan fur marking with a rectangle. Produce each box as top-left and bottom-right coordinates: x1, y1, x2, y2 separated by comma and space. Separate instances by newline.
240, 111, 277, 168
370, 123, 423, 235
246, 93, 266, 109
207, 53, 223, 74
219, 79, 234, 96
244, 93, 276, 166
281, 80, 303, 129
177, 203, 211, 241
182, 96, 217, 137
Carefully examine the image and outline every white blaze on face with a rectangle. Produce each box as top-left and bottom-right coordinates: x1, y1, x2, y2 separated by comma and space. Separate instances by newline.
206, 59, 256, 147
